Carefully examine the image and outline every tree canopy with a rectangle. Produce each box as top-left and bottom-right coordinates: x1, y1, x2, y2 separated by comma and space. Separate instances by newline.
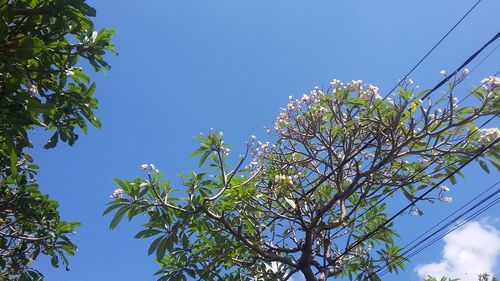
107, 75, 499, 280
0, 0, 115, 280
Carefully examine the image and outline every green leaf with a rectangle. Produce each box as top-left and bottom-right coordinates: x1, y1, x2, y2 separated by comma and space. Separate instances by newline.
369, 273, 381, 281
79, 2, 97, 16
190, 147, 206, 158
148, 236, 163, 256
8, 140, 18, 175
156, 236, 169, 260
44, 132, 59, 149
479, 160, 490, 173
199, 151, 210, 167
51, 255, 59, 268
135, 229, 162, 239
490, 160, 500, 172
8, 37, 45, 59
109, 206, 129, 229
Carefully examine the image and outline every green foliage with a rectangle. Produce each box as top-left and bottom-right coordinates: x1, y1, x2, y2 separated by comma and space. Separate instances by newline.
424, 276, 460, 281
0, 0, 115, 280
107, 77, 499, 280
424, 273, 498, 281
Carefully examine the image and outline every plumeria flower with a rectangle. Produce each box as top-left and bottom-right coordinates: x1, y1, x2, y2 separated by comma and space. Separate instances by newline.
441, 196, 452, 203
111, 188, 123, 199
410, 208, 422, 216
65, 68, 75, 76
481, 76, 500, 92
29, 85, 38, 95
275, 174, 293, 186
478, 128, 500, 145
141, 164, 148, 170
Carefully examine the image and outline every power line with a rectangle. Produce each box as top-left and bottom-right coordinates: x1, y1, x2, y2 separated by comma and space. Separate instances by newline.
378, 187, 500, 278
329, 136, 500, 266
263, 30, 500, 231
378, 0, 483, 102
312, 111, 499, 276
328, 99, 500, 240
302, 31, 499, 200
373, 180, 500, 278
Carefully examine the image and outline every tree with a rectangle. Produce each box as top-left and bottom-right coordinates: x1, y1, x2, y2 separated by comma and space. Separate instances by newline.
106, 74, 499, 280
424, 273, 498, 281
0, 1, 115, 280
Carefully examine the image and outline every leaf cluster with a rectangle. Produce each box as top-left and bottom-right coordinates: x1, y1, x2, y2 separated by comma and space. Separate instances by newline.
0, 0, 115, 279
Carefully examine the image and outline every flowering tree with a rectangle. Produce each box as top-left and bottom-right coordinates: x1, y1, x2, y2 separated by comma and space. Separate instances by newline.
107, 74, 499, 281
0, 1, 115, 280
425, 273, 498, 281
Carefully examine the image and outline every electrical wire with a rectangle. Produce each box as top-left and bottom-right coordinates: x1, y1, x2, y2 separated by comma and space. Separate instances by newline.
312, 112, 499, 276
263, 30, 500, 232
376, 181, 500, 277
329, 137, 500, 267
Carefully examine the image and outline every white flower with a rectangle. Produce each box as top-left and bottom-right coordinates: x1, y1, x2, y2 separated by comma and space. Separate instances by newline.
111, 188, 123, 199
29, 85, 38, 95
440, 70, 446, 76
462, 68, 469, 76
251, 135, 256, 139
150, 164, 156, 170
481, 76, 500, 92
386, 97, 394, 106
274, 174, 293, 186
65, 68, 75, 76
478, 128, 500, 145
441, 196, 453, 203
274, 112, 290, 130
410, 208, 422, 216
84, 31, 99, 43
140, 164, 148, 170
359, 84, 382, 103
440, 185, 450, 192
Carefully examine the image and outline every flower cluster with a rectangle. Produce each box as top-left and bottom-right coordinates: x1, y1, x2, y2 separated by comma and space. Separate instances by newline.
358, 84, 382, 103
29, 85, 38, 95
438, 185, 452, 203
141, 163, 159, 173
478, 128, 500, 146
273, 78, 392, 132
440, 196, 453, 203
347, 79, 363, 92
454, 68, 470, 84
274, 88, 327, 131
329, 79, 344, 90
275, 112, 290, 129
274, 174, 293, 186
83, 31, 98, 44
65, 67, 75, 76
345, 79, 384, 103
111, 188, 123, 199
481, 76, 500, 93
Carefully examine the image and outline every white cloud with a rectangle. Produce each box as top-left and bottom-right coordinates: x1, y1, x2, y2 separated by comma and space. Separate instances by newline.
415, 220, 500, 281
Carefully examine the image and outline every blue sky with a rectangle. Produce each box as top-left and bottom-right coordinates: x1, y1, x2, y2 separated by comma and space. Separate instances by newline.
31, 0, 500, 280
